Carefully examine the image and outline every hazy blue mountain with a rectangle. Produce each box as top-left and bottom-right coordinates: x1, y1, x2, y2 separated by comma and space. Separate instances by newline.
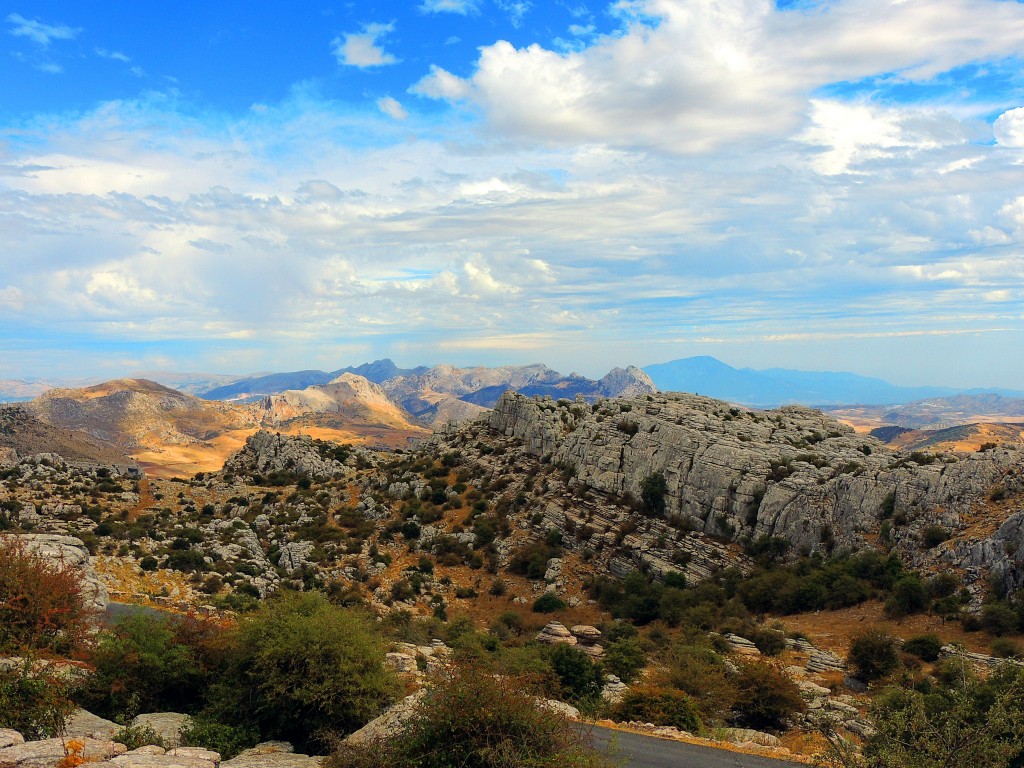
643, 356, 1023, 406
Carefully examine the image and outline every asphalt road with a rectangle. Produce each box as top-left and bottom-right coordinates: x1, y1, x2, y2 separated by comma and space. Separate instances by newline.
582, 725, 805, 768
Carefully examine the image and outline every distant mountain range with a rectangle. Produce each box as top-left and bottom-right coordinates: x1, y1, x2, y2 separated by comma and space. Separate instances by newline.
642, 356, 1024, 407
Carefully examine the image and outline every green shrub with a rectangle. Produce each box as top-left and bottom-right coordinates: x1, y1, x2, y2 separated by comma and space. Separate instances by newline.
920, 525, 951, 549
748, 628, 786, 656
885, 575, 929, 617
206, 591, 399, 752
982, 602, 1020, 636
77, 612, 225, 721
731, 662, 805, 731
990, 637, 1022, 659
848, 628, 900, 682
658, 644, 738, 723
864, 665, 1024, 768
0, 659, 78, 739
640, 472, 668, 516
532, 592, 566, 613
612, 686, 701, 732
603, 637, 646, 683
180, 716, 259, 760
549, 644, 602, 703
112, 725, 166, 750
327, 663, 612, 768
903, 634, 943, 662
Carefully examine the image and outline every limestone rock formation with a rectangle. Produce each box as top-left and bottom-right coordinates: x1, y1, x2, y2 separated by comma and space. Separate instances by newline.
220, 431, 351, 480
484, 390, 1024, 593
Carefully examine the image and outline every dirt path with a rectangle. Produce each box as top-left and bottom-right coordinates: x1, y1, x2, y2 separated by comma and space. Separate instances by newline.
127, 476, 156, 523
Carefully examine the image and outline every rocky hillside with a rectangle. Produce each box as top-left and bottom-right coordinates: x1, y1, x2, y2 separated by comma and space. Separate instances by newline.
0, 405, 129, 465
26, 379, 257, 450
469, 391, 1024, 596
253, 374, 426, 433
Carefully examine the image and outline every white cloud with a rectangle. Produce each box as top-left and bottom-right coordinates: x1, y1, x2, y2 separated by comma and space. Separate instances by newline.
994, 107, 1024, 148
410, 65, 473, 101
331, 22, 399, 68
413, 0, 1024, 153
95, 48, 130, 63
377, 96, 408, 120
6, 12, 80, 46
420, 0, 479, 14
495, 0, 532, 27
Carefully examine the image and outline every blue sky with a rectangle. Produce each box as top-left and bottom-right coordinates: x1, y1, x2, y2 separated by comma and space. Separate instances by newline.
2, 0, 1024, 387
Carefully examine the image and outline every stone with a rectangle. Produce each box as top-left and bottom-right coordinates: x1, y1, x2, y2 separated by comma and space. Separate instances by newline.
167, 748, 220, 765
233, 744, 293, 759
345, 692, 424, 746
720, 728, 781, 747
127, 748, 167, 756
65, 709, 121, 740
0, 737, 126, 768
569, 625, 602, 645
0, 730, 25, 749
536, 622, 577, 646
220, 756, 320, 768
542, 700, 581, 720
843, 676, 869, 693
111, 754, 216, 768
131, 714, 189, 748
807, 649, 845, 674
385, 652, 418, 674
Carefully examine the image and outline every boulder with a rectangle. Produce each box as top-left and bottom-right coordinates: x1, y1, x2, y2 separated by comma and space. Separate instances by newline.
0, 729, 25, 749
131, 714, 189, 748
0, 737, 126, 768
535, 622, 576, 646
65, 709, 121, 740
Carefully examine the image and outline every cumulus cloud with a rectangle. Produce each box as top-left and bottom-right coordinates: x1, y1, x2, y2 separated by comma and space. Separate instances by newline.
332, 22, 399, 68
377, 96, 408, 120
994, 107, 1024, 148
6, 12, 80, 46
413, 0, 1024, 153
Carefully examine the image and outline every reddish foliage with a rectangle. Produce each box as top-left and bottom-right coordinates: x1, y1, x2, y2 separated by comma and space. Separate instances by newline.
0, 538, 96, 656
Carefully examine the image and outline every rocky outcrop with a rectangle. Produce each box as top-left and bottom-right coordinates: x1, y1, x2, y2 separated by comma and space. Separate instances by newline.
485, 391, 1024, 592
220, 431, 350, 480
2, 534, 109, 611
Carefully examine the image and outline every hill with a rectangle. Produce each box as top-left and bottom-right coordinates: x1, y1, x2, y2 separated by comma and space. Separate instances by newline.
0, 405, 129, 465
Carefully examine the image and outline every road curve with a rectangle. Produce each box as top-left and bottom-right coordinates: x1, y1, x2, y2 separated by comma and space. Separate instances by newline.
582, 724, 805, 768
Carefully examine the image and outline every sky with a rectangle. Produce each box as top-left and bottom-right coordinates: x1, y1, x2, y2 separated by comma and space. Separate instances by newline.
2, 0, 1024, 388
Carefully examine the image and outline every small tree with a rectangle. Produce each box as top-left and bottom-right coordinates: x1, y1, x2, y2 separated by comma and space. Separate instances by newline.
208, 591, 399, 752
0, 537, 95, 656
848, 628, 900, 682
640, 472, 668, 516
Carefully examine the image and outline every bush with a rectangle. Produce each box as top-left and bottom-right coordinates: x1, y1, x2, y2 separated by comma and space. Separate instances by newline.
0, 537, 96, 655
731, 662, 805, 731
206, 591, 399, 753
749, 628, 786, 656
864, 665, 1024, 768
903, 634, 943, 662
885, 575, 929, 617
0, 659, 78, 739
112, 725, 166, 750
77, 612, 227, 721
180, 716, 259, 760
658, 644, 738, 723
990, 637, 1022, 659
982, 602, 1019, 636
848, 628, 900, 682
612, 686, 701, 732
327, 663, 612, 768
532, 592, 566, 613
640, 473, 668, 516
920, 525, 951, 549
603, 637, 646, 683
549, 644, 602, 703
